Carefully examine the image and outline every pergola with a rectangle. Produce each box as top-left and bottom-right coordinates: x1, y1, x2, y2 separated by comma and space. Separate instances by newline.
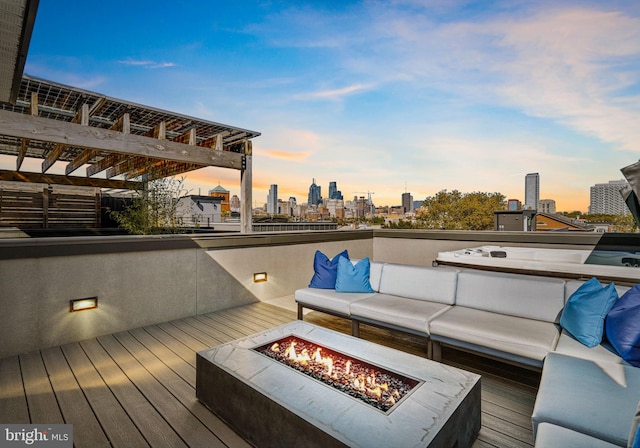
0, 0, 260, 232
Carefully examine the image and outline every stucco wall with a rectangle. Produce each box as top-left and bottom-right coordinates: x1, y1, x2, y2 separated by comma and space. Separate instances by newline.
0, 244, 260, 358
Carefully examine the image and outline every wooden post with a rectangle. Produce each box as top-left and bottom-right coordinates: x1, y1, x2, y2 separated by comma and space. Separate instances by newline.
240, 142, 252, 233
42, 186, 49, 229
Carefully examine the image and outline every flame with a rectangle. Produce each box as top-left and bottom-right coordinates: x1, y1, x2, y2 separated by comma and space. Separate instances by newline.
264, 337, 411, 409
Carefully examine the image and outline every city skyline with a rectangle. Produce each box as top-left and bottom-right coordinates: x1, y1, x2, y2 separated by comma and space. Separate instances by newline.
3, 1, 639, 212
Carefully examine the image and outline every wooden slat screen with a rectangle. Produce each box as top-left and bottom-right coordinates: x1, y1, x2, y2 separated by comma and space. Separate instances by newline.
0, 184, 100, 228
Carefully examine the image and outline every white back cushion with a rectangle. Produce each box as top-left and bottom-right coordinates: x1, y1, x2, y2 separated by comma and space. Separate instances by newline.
369, 261, 386, 292
378, 264, 458, 304
456, 270, 566, 322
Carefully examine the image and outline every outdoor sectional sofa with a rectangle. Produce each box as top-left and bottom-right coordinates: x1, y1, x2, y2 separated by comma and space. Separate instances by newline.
295, 259, 640, 447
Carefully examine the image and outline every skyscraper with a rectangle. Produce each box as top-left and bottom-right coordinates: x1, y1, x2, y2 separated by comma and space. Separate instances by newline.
402, 192, 414, 213
328, 181, 343, 200
308, 178, 322, 205
589, 180, 629, 215
524, 173, 540, 210
267, 184, 278, 215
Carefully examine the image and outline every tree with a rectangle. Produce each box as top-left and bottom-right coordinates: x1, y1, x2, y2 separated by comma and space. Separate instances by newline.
383, 219, 415, 229
111, 176, 189, 235
416, 190, 506, 230
612, 214, 639, 233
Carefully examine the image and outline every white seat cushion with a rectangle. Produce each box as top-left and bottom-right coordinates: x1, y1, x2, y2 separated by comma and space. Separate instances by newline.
295, 288, 374, 316
554, 329, 629, 386
534, 422, 621, 448
429, 306, 560, 362
350, 294, 451, 335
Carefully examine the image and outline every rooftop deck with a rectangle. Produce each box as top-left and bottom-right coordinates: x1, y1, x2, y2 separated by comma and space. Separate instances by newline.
0, 301, 540, 448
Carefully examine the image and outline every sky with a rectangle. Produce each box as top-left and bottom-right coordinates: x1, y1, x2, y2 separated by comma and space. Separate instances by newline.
11, 0, 640, 212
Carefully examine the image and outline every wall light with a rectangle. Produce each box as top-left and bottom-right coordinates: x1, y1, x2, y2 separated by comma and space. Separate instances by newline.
253, 272, 268, 283
70, 297, 98, 312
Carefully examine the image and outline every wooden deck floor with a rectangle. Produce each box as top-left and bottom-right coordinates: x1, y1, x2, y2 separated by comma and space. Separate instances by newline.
0, 302, 540, 447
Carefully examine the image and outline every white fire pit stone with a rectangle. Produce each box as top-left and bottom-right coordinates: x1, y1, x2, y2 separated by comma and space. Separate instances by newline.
196, 321, 481, 448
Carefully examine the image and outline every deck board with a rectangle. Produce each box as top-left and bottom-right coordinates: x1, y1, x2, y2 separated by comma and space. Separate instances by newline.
20, 351, 65, 424
40, 346, 109, 447
81, 338, 189, 448
0, 301, 540, 447
60, 342, 150, 448
0, 356, 29, 423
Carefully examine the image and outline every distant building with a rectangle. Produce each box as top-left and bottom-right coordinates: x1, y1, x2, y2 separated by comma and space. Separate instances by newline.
538, 199, 556, 214
402, 192, 414, 213
524, 173, 540, 210
209, 184, 230, 212
535, 213, 591, 232
494, 210, 536, 231
413, 200, 424, 210
267, 184, 278, 215
507, 199, 521, 211
589, 180, 629, 215
326, 199, 344, 218
287, 197, 297, 216
328, 181, 343, 200
308, 178, 322, 205
176, 195, 221, 227
355, 196, 368, 217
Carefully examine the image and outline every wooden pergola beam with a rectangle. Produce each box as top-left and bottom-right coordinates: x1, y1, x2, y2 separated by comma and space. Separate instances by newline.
0, 109, 245, 170
0, 169, 141, 189
199, 132, 227, 150
86, 153, 127, 177
17, 92, 39, 171
42, 103, 90, 173
106, 157, 149, 179
65, 112, 132, 176
65, 149, 94, 175
173, 128, 196, 145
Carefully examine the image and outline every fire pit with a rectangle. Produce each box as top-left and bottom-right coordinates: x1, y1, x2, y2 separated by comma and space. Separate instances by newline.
254, 335, 419, 413
197, 322, 481, 448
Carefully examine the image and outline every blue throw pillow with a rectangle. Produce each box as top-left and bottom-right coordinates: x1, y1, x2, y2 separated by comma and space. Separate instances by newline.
630, 401, 640, 448
308, 250, 349, 289
559, 277, 619, 348
606, 284, 640, 367
335, 257, 374, 293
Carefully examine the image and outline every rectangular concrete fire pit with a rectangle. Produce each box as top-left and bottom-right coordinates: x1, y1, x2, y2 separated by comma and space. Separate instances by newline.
196, 322, 481, 448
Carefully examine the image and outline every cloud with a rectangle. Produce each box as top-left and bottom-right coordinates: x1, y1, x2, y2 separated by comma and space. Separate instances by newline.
118, 58, 176, 69
360, 4, 640, 151
295, 83, 376, 101
258, 148, 312, 161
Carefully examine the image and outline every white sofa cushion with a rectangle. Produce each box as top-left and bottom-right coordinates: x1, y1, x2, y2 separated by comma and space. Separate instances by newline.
455, 270, 565, 322
532, 352, 640, 447
534, 422, 621, 448
429, 306, 560, 363
554, 329, 630, 386
378, 264, 458, 304
349, 294, 452, 335
369, 261, 385, 292
294, 288, 374, 316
